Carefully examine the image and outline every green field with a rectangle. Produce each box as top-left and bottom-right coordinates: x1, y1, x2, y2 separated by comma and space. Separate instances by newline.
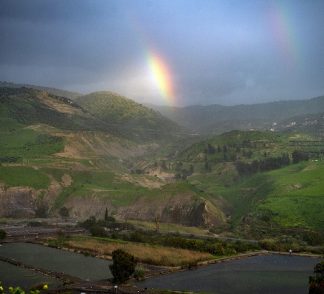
0, 166, 50, 189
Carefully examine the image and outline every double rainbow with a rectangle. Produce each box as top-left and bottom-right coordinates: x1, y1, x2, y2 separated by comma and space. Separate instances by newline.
268, 2, 300, 68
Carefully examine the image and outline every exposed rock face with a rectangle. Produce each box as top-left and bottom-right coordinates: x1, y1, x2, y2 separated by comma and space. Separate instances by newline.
0, 185, 37, 217
64, 193, 226, 227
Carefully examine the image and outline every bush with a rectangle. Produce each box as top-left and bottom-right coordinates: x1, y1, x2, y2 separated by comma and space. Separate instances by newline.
0, 229, 6, 240
109, 249, 137, 284
309, 261, 324, 294
133, 265, 145, 281
59, 206, 69, 218
89, 225, 107, 237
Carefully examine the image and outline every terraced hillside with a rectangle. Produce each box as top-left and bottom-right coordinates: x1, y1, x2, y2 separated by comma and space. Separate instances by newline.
168, 130, 324, 239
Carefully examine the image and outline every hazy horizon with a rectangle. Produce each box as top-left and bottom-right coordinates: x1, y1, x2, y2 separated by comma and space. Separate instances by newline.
1, 0, 324, 106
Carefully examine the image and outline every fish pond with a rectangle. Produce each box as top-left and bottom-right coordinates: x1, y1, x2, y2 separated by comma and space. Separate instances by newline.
0, 259, 60, 289
0, 242, 112, 287
139, 254, 321, 294
0, 243, 321, 293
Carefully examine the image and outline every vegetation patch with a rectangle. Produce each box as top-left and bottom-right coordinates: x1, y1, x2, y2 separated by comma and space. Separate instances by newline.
61, 236, 214, 267
0, 166, 50, 189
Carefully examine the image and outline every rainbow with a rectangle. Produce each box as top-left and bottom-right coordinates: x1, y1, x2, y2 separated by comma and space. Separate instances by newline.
148, 52, 176, 105
269, 2, 299, 68
125, 13, 177, 105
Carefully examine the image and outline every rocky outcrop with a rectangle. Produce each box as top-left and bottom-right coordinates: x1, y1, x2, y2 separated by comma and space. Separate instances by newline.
0, 185, 37, 217
64, 193, 226, 227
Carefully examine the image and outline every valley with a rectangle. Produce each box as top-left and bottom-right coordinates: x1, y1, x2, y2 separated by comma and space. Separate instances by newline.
0, 84, 323, 293
0, 85, 323, 240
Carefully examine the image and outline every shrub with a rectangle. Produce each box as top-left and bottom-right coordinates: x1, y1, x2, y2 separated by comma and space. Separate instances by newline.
89, 225, 107, 237
109, 249, 137, 284
133, 265, 145, 281
309, 261, 324, 294
59, 206, 69, 218
0, 230, 6, 240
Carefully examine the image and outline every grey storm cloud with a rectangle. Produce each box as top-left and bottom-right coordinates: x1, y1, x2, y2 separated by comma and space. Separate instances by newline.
1, 0, 324, 105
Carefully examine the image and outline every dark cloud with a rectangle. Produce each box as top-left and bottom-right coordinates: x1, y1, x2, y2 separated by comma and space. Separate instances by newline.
0, 0, 324, 105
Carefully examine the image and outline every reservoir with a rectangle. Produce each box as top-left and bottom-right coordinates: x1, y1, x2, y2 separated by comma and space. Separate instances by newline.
0, 243, 321, 293
0, 259, 59, 289
139, 254, 322, 294
0, 243, 112, 284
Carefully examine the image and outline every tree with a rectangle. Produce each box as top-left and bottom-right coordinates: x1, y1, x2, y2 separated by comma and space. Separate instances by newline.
0, 229, 6, 240
109, 249, 137, 284
292, 150, 309, 164
104, 207, 109, 221
309, 261, 324, 294
59, 206, 69, 218
207, 143, 215, 154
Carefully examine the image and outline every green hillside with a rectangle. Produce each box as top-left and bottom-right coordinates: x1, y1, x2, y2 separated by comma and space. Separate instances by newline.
0, 87, 113, 132
0, 87, 212, 227
0, 86, 323, 245
166, 130, 324, 238
76, 91, 183, 141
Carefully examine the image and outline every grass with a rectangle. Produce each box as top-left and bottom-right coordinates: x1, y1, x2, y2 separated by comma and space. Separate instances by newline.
128, 220, 210, 236
0, 166, 50, 189
189, 159, 324, 232
52, 169, 152, 208
0, 127, 64, 160
64, 236, 214, 266
258, 161, 324, 230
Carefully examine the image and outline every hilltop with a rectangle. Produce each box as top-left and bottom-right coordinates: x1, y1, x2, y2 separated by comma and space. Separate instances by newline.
0, 81, 81, 100
76, 91, 183, 142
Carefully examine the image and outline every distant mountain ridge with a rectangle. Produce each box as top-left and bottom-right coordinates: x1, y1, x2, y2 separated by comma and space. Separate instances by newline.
149, 95, 324, 135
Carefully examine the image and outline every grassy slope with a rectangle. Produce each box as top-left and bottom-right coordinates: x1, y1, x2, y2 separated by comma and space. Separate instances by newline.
259, 162, 324, 230
76, 91, 183, 142
189, 161, 324, 231
178, 130, 324, 232
0, 166, 50, 189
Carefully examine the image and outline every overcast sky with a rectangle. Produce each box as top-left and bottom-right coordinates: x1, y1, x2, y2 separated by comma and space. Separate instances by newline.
1, 0, 324, 106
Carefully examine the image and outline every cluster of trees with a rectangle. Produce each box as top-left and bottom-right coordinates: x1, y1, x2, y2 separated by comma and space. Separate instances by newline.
292, 150, 310, 163
0, 156, 21, 163
116, 230, 260, 256
174, 162, 194, 179
235, 153, 290, 175
235, 149, 312, 176
79, 214, 134, 237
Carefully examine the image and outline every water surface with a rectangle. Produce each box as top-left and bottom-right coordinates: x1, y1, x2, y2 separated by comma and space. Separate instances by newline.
139, 254, 321, 294
0, 243, 112, 281
0, 260, 59, 289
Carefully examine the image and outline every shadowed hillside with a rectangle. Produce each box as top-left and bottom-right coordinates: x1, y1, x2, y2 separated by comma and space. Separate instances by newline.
150, 96, 324, 135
